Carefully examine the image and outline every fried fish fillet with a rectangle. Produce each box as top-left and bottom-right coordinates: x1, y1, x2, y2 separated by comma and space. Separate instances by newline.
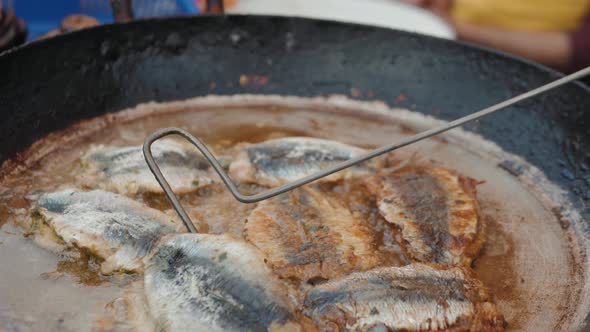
143, 233, 304, 332
366, 168, 484, 266
245, 186, 381, 284
33, 189, 181, 274
303, 263, 506, 332
229, 137, 371, 187
79, 139, 213, 195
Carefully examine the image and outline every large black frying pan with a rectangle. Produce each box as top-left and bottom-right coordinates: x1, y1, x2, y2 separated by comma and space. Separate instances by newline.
0, 15, 589, 330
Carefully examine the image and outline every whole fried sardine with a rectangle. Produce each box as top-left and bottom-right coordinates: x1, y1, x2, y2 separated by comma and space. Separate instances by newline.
303, 263, 506, 331
79, 139, 213, 195
143, 233, 304, 332
229, 137, 371, 187
33, 189, 181, 274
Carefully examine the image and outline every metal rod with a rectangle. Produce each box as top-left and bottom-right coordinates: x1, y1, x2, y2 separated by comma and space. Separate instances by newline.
144, 66, 590, 233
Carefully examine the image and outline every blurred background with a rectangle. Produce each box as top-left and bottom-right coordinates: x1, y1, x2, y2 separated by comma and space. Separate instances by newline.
1, 0, 589, 74
5, 0, 205, 40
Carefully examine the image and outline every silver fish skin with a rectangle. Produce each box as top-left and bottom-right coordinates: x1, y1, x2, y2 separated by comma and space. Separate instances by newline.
303, 263, 505, 332
229, 137, 370, 187
34, 189, 180, 274
143, 233, 302, 332
79, 139, 214, 195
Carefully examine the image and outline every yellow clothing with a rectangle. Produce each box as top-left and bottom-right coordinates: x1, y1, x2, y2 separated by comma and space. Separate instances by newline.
452, 0, 590, 32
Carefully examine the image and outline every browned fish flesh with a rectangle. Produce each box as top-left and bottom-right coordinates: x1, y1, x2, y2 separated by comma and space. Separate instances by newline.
245, 186, 381, 284
303, 263, 506, 331
366, 167, 484, 266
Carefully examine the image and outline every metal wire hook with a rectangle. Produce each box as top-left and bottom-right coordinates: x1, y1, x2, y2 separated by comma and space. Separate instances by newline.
143, 66, 590, 233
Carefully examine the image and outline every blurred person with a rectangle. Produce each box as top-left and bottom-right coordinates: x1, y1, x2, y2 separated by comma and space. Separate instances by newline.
0, 4, 27, 52
198, 0, 238, 13
404, 0, 590, 73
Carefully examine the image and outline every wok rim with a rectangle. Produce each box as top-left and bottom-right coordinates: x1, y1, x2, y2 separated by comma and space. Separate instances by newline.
1, 14, 589, 93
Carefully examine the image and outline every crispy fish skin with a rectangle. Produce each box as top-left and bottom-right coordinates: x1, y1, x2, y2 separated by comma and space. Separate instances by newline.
303, 263, 506, 332
79, 139, 213, 195
34, 189, 180, 274
245, 187, 381, 284
143, 233, 303, 332
229, 137, 370, 187
367, 168, 484, 266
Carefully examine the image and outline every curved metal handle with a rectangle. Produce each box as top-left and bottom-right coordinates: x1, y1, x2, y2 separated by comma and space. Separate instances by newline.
143, 66, 590, 233
142, 126, 399, 233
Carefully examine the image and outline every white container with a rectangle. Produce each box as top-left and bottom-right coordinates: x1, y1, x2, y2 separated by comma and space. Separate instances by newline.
228, 0, 455, 39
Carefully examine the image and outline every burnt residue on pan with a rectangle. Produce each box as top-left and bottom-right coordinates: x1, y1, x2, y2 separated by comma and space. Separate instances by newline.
0, 95, 588, 331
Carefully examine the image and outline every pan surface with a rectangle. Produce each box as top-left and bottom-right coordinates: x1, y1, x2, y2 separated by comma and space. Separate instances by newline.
1, 15, 589, 331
